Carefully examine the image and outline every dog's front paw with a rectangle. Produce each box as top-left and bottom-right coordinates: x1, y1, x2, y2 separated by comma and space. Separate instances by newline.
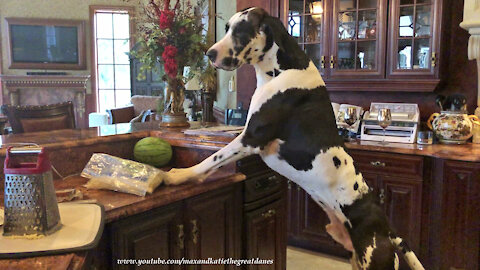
164, 168, 206, 185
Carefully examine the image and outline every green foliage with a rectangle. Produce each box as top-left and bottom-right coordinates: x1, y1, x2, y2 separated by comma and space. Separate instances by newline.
131, 0, 210, 83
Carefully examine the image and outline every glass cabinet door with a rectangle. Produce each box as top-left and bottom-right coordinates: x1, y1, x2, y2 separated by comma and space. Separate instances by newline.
330, 0, 386, 78
287, 0, 328, 75
388, 0, 438, 78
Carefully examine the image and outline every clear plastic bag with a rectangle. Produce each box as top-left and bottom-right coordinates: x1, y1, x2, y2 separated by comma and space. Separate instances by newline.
81, 153, 166, 196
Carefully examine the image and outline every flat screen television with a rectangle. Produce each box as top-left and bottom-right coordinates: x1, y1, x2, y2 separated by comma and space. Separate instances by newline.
5, 18, 86, 70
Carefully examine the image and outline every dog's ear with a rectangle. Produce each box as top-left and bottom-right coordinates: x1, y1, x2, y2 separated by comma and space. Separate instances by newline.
259, 15, 288, 52
247, 8, 268, 30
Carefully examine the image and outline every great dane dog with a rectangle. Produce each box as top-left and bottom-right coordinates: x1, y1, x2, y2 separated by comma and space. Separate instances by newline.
165, 7, 425, 270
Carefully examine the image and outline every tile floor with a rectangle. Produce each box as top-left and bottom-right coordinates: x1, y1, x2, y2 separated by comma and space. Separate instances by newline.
287, 246, 351, 270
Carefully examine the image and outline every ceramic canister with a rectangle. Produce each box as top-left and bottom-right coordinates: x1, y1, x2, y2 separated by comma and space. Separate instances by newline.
428, 111, 479, 144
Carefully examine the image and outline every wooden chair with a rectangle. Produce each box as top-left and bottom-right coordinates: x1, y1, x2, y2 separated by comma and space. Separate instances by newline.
1, 102, 76, 134
106, 105, 135, 124
106, 95, 161, 124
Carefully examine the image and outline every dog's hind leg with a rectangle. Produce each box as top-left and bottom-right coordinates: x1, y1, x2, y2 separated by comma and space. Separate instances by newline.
164, 132, 257, 185
390, 236, 424, 270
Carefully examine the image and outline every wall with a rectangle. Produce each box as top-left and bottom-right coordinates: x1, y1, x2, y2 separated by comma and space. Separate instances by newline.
214, 0, 237, 111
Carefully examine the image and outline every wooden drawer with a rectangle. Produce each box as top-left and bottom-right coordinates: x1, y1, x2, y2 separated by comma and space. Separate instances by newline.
244, 172, 283, 203
237, 155, 271, 177
349, 150, 424, 180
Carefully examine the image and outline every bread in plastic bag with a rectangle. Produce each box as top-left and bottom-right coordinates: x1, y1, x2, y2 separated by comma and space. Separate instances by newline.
81, 153, 166, 196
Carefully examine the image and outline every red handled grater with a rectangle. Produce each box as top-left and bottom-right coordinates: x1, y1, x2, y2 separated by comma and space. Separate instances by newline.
3, 147, 61, 236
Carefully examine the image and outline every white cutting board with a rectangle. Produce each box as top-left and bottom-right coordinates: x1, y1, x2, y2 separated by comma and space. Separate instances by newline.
0, 203, 103, 257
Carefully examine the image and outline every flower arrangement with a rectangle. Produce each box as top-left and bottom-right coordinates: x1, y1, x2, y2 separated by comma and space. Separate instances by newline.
132, 0, 212, 126
134, 0, 208, 81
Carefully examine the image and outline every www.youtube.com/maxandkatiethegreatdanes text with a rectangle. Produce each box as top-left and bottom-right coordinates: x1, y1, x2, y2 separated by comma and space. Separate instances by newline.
117, 257, 274, 267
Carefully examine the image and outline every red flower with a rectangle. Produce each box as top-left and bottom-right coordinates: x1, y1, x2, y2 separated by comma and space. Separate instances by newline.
150, 0, 161, 18
164, 58, 178, 78
164, 0, 171, 10
162, 45, 178, 60
159, 10, 174, 29
179, 27, 186, 34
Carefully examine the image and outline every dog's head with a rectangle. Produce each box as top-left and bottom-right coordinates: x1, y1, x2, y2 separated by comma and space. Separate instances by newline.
206, 7, 274, 71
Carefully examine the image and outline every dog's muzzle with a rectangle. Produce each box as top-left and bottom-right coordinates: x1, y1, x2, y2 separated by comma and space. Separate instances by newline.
206, 49, 217, 63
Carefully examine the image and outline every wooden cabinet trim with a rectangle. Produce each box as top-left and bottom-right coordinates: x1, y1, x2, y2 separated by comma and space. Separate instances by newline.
349, 150, 424, 179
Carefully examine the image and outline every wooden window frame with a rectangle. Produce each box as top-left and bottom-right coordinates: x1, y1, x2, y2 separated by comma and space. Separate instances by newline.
89, 5, 135, 112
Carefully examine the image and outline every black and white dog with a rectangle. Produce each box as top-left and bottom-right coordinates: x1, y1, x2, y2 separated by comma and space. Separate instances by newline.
165, 7, 425, 270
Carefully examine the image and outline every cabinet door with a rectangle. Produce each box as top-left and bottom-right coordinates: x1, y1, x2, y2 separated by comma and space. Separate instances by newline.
245, 198, 286, 270
286, 0, 330, 76
295, 188, 349, 257
379, 176, 422, 252
330, 0, 387, 78
111, 202, 184, 270
387, 0, 440, 79
287, 180, 299, 238
441, 161, 480, 270
185, 185, 242, 270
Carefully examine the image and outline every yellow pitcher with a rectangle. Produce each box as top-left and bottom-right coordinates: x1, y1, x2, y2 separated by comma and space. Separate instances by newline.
427, 112, 480, 144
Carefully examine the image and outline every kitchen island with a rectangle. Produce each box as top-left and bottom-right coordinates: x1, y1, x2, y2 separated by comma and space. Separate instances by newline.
0, 121, 287, 269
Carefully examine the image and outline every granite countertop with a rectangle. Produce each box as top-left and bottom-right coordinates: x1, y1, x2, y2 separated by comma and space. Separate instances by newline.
0, 169, 245, 269
345, 140, 480, 162
0, 120, 478, 162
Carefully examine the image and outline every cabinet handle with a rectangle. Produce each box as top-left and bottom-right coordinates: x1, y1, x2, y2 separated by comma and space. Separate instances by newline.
177, 224, 185, 250
431, 52, 437, 67
379, 188, 385, 204
320, 55, 326, 69
191, 219, 199, 245
330, 55, 335, 68
370, 161, 386, 167
456, 173, 466, 180
262, 209, 276, 218
268, 175, 278, 182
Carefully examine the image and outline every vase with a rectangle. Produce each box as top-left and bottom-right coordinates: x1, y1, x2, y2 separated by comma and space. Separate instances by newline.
160, 78, 190, 128
427, 111, 479, 144
201, 90, 215, 123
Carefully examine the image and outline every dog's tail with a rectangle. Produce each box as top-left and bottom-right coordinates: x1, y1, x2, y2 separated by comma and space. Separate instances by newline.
390, 236, 425, 270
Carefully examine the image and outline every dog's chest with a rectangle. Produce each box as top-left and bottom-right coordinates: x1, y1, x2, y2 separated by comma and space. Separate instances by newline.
260, 141, 367, 214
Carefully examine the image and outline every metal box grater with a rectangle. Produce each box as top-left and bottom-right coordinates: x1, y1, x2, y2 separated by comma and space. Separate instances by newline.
3, 147, 61, 236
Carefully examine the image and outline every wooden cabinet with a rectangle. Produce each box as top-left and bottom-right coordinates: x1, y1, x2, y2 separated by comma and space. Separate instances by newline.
287, 181, 349, 257
330, 0, 387, 79
245, 196, 286, 270
111, 185, 242, 270
240, 155, 287, 270
288, 150, 424, 268
185, 187, 242, 269
109, 156, 287, 270
436, 160, 480, 270
381, 176, 422, 250
111, 202, 184, 270
387, 0, 441, 79
282, 0, 444, 91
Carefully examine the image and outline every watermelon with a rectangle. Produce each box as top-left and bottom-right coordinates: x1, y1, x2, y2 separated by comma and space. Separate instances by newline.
134, 137, 172, 167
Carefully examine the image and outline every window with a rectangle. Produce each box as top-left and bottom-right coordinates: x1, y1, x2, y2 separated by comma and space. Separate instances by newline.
92, 8, 133, 113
